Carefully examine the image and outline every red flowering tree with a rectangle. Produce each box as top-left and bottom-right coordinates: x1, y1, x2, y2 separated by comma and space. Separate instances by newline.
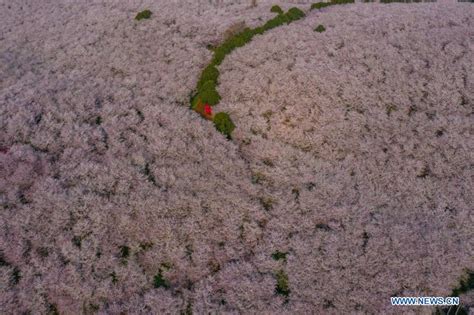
193, 98, 213, 120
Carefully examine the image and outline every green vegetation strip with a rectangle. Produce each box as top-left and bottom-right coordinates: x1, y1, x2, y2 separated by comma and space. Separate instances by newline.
190, 6, 307, 139
189, 1, 359, 139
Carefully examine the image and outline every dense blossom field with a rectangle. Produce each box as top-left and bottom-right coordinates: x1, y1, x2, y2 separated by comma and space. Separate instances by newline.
1, 0, 473, 314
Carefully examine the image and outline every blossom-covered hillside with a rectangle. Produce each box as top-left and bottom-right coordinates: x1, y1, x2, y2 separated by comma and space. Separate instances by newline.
1, 0, 473, 314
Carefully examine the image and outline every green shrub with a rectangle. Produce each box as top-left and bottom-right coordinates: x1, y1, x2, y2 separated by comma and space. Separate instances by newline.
135, 9, 152, 21
262, 19, 277, 31
11, 267, 21, 285
153, 271, 169, 289
452, 270, 474, 297
119, 245, 130, 258
212, 47, 227, 65
330, 0, 354, 4
211, 41, 236, 65
198, 80, 216, 94
263, 14, 288, 30
206, 44, 215, 51
435, 306, 469, 315
37, 247, 49, 258
230, 35, 247, 48
143, 163, 157, 185
275, 270, 290, 297
286, 7, 305, 22
251, 171, 266, 184
198, 65, 219, 89
190, 93, 200, 109
280, 12, 292, 25
435, 270, 473, 315
253, 26, 265, 35
238, 28, 255, 42
139, 242, 154, 251
270, 5, 284, 14
110, 271, 118, 284
221, 28, 254, 53
222, 41, 236, 54
311, 2, 331, 10
47, 302, 60, 315
314, 24, 326, 32
0, 252, 10, 267
213, 112, 235, 138
72, 236, 82, 248
271, 251, 288, 261
199, 87, 221, 105
259, 196, 274, 210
